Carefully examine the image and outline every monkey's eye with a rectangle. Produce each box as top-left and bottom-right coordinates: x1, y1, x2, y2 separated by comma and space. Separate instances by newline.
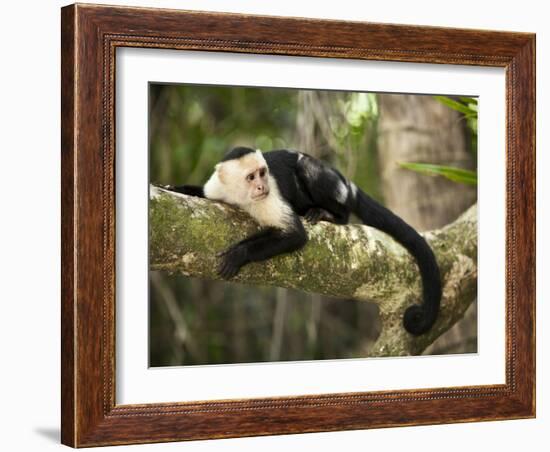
246, 173, 255, 182
259, 168, 266, 178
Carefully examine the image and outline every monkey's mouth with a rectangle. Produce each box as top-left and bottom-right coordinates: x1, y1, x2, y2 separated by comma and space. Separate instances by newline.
252, 190, 269, 201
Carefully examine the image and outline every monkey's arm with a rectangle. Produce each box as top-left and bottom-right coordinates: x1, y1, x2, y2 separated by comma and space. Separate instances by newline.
218, 220, 307, 279
167, 184, 205, 198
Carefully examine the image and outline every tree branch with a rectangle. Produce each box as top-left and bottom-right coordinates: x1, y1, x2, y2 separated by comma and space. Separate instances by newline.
150, 185, 477, 356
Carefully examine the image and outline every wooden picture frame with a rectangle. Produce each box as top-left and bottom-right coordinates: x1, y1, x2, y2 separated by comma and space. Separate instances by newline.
61, 3, 535, 447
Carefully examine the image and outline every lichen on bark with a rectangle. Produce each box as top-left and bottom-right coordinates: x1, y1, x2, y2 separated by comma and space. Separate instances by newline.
149, 185, 477, 356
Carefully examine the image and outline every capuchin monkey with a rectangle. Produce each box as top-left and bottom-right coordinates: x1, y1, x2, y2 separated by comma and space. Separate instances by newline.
169, 147, 441, 336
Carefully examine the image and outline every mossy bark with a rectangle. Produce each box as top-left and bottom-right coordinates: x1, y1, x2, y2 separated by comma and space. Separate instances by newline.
150, 185, 477, 356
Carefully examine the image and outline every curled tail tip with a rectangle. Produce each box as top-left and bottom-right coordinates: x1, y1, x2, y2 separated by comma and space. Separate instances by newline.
403, 305, 437, 336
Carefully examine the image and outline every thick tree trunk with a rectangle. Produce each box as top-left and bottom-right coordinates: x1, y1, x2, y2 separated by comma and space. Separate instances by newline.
377, 94, 476, 230
150, 186, 477, 357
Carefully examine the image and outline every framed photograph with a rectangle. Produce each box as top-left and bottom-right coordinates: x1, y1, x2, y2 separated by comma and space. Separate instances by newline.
61, 3, 535, 447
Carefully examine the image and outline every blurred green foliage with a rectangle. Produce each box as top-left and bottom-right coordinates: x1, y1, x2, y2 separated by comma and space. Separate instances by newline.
150, 84, 295, 186
150, 273, 380, 366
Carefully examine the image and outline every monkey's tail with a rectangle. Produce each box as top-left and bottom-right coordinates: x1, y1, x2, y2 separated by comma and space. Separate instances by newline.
352, 187, 441, 336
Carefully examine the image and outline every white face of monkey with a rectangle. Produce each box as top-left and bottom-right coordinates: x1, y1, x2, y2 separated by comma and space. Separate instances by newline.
209, 150, 270, 206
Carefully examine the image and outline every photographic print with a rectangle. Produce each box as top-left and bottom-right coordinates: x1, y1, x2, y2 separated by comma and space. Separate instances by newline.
62, 5, 535, 445
148, 84, 478, 367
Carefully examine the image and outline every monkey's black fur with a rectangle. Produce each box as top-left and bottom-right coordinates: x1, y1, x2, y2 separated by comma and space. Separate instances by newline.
171, 148, 441, 336
220, 146, 256, 162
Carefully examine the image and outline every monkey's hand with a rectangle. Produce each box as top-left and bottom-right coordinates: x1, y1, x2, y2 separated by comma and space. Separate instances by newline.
217, 245, 248, 279
166, 184, 205, 198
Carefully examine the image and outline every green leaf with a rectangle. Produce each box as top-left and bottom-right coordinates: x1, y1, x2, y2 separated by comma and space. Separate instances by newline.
399, 162, 477, 185
433, 95, 476, 116
459, 96, 478, 106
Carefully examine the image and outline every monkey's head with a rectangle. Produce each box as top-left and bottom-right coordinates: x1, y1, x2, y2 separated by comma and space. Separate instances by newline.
206, 147, 270, 206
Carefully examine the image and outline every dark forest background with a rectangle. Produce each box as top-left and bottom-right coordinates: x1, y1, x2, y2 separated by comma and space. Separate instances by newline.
149, 84, 478, 367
